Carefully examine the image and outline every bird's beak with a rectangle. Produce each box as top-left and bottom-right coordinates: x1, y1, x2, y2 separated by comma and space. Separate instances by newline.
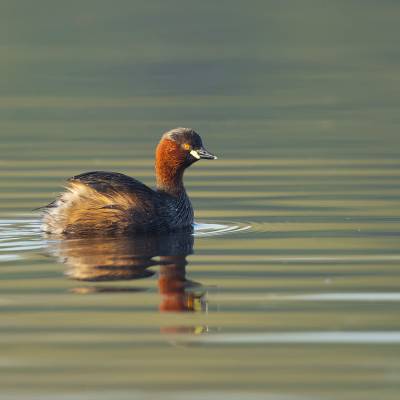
190, 147, 218, 160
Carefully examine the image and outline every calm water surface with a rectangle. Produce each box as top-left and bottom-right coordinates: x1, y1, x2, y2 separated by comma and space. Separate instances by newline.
1, 1, 400, 399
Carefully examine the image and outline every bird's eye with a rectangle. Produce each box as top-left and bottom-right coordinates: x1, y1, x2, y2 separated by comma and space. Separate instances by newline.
183, 143, 191, 150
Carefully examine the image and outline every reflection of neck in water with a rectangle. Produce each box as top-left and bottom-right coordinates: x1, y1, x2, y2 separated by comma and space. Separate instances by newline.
159, 256, 206, 313
48, 230, 207, 314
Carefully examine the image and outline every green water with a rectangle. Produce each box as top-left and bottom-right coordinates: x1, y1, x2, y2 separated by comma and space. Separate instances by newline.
2, 1, 400, 399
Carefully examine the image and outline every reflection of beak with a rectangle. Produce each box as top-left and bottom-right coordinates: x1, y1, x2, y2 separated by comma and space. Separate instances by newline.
190, 147, 218, 160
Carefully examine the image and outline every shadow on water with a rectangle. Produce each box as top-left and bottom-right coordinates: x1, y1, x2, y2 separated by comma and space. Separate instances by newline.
46, 229, 208, 317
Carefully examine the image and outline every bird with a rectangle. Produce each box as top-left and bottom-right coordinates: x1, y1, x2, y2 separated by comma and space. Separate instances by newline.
40, 127, 217, 236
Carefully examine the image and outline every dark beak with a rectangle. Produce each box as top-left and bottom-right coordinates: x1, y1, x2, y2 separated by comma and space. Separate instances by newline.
190, 147, 218, 160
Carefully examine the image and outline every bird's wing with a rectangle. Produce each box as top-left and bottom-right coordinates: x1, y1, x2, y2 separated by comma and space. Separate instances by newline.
68, 171, 155, 197
41, 171, 162, 235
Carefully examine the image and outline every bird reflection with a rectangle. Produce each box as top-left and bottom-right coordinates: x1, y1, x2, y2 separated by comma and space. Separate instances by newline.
47, 229, 207, 314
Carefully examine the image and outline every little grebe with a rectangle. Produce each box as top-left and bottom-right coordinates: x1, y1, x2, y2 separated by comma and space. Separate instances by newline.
41, 127, 217, 236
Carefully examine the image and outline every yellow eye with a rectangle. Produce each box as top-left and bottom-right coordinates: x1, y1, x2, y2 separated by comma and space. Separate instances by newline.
183, 143, 191, 150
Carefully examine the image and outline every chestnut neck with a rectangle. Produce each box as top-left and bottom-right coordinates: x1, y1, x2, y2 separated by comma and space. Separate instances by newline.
155, 139, 187, 196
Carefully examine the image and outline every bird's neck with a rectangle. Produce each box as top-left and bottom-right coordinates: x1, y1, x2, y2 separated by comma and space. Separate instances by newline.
156, 165, 185, 196
155, 140, 187, 196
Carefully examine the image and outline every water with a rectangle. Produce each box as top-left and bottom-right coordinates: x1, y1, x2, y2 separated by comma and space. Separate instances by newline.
1, 1, 400, 399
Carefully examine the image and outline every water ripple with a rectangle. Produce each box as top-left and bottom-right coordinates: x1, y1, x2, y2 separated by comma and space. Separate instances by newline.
0, 219, 252, 260
194, 221, 252, 236
194, 332, 400, 344
0, 219, 46, 255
